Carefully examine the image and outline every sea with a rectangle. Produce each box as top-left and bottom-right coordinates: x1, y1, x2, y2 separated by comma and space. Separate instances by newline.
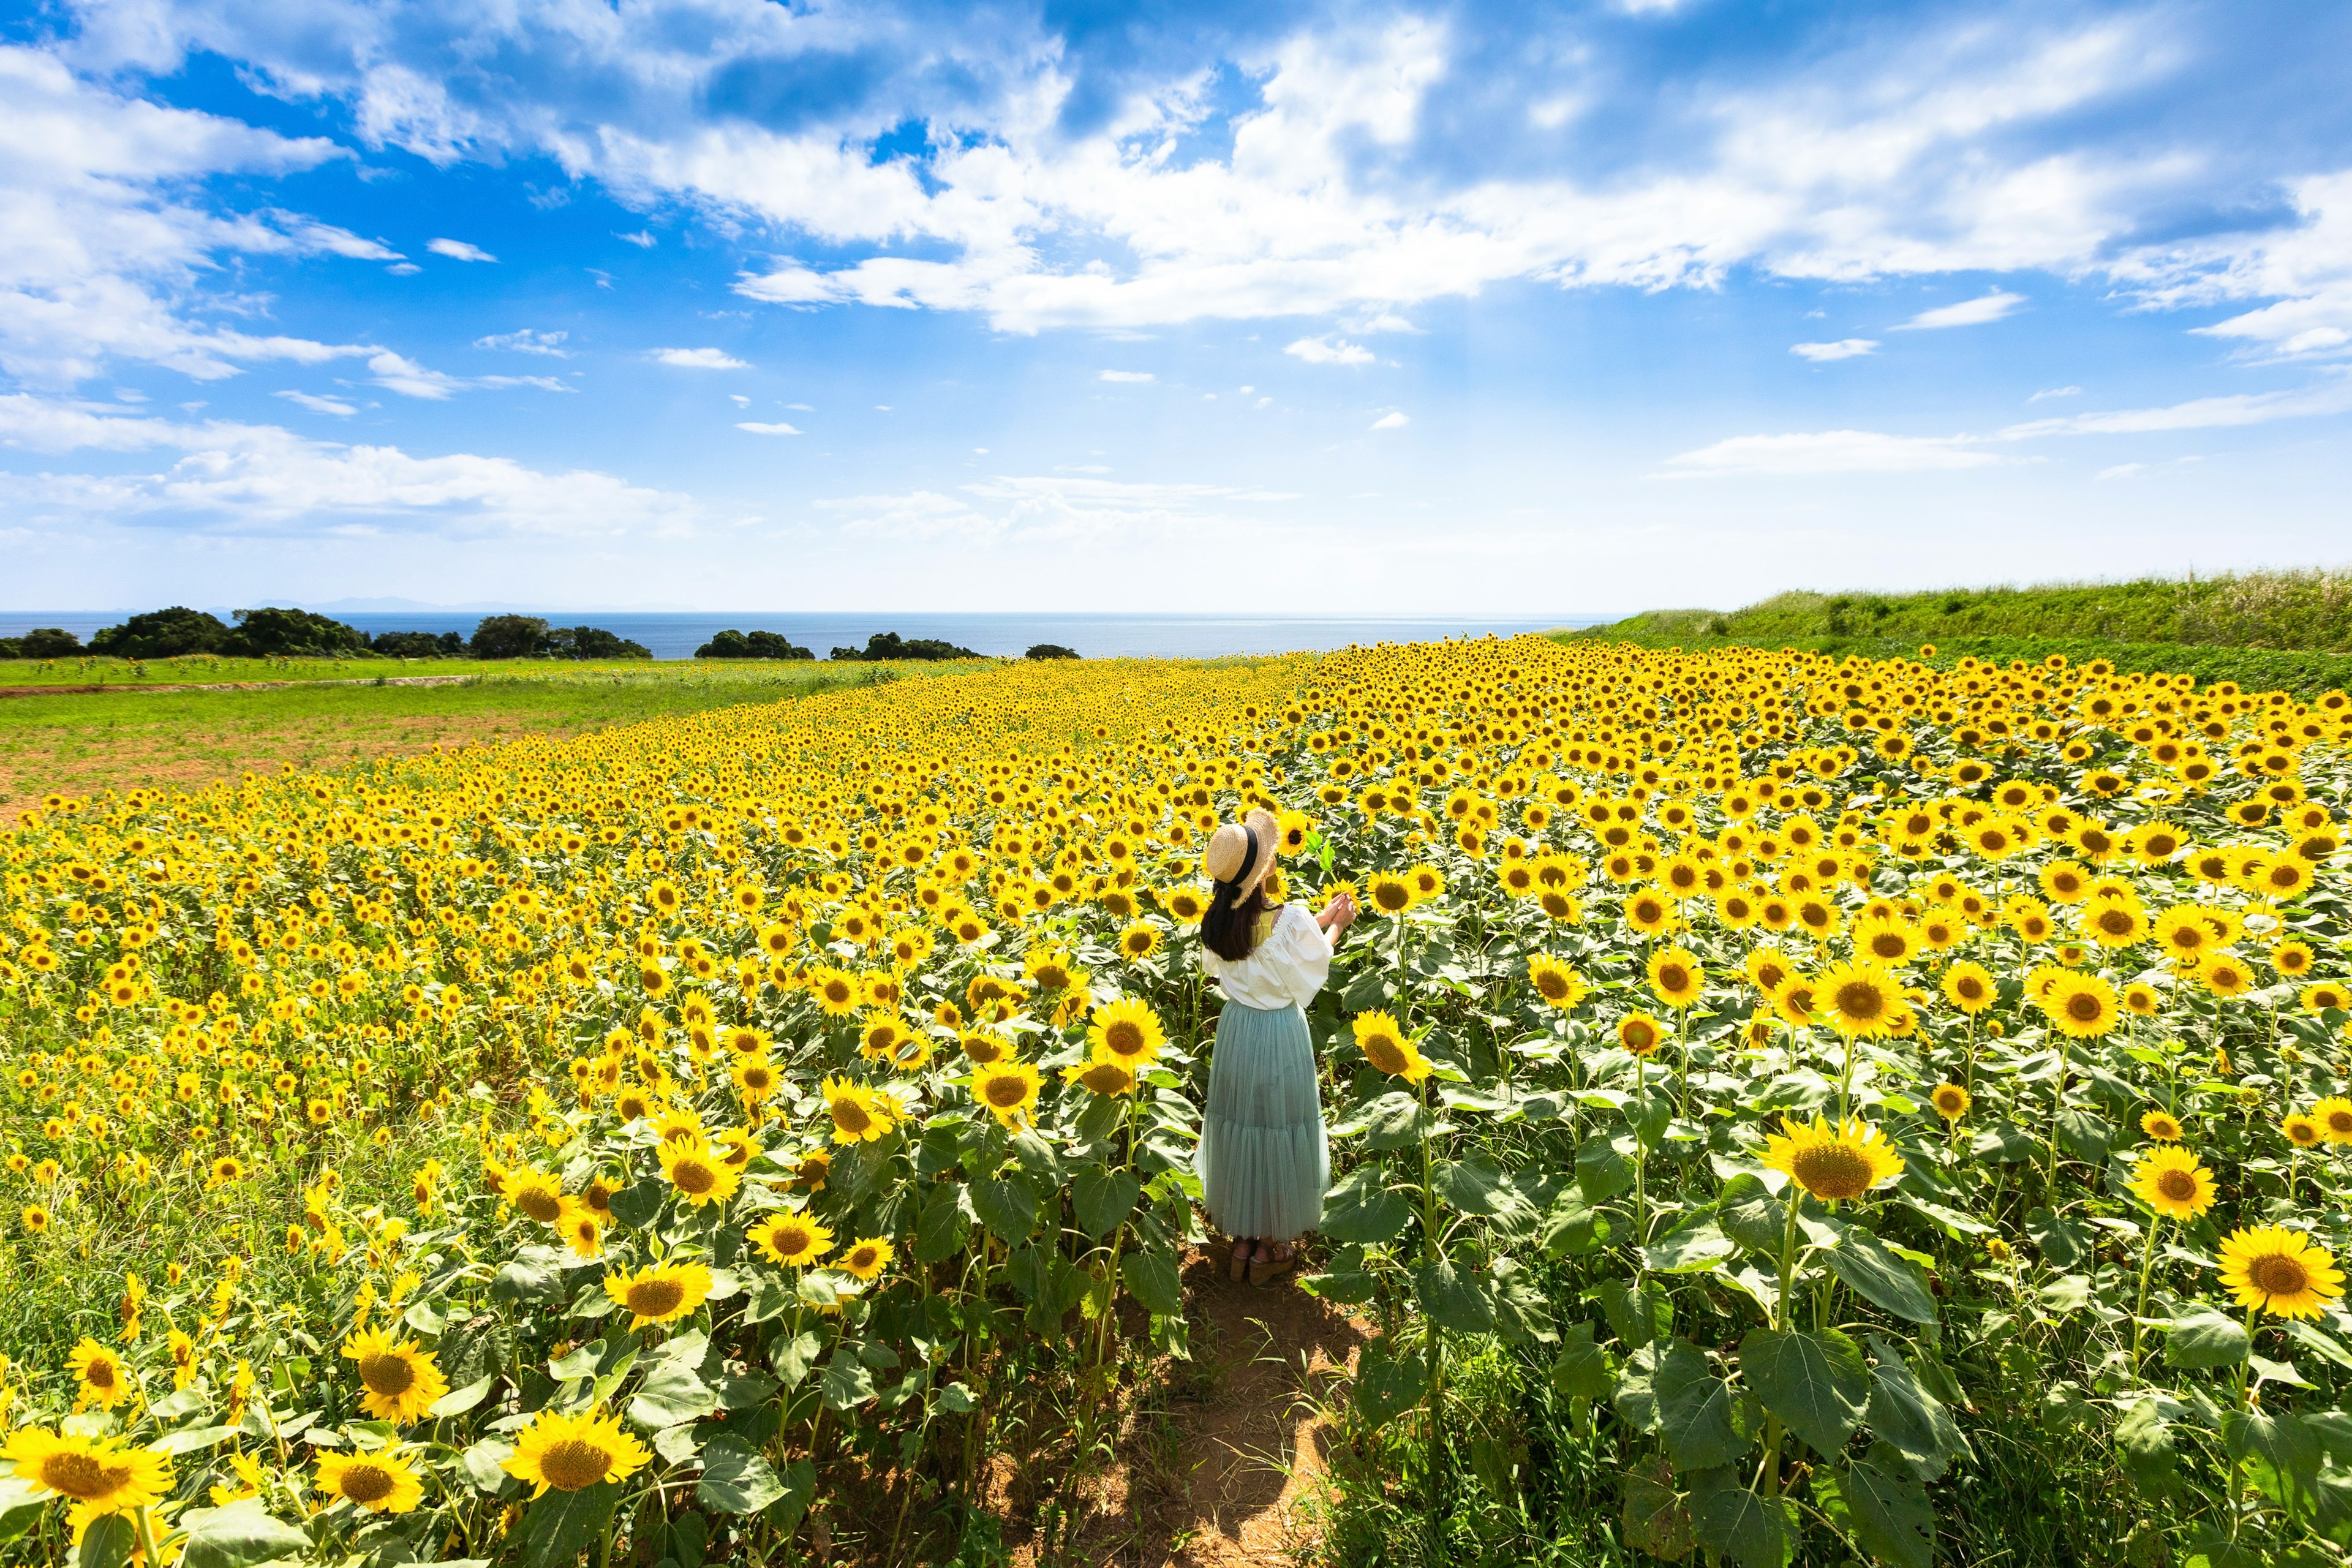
0, 611, 1609, 662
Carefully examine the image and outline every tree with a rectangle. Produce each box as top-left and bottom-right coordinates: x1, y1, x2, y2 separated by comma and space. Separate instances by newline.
470, 615, 552, 660
551, 626, 653, 659
832, 631, 981, 662
228, 607, 370, 657
90, 607, 232, 659
699, 629, 811, 659
1025, 643, 1079, 660
370, 630, 467, 658
19, 628, 83, 658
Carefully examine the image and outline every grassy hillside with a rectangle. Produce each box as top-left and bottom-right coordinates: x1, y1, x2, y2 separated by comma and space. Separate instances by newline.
1578, 568, 2352, 650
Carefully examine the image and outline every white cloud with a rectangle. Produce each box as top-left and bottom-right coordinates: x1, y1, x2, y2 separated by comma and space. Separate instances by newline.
367, 350, 460, 400
1664, 429, 2000, 475
2095, 462, 2143, 480
651, 347, 750, 369
2029, 385, 2082, 401
2000, 377, 2352, 438
615, 230, 657, 248
426, 237, 496, 262
1790, 339, 1878, 361
1099, 369, 1155, 382
474, 328, 568, 356
0, 393, 692, 536
1286, 335, 1375, 366
736, 421, 801, 434
0, 45, 375, 384
816, 473, 1298, 545
1893, 291, 2029, 330
1370, 411, 1409, 429
274, 390, 355, 415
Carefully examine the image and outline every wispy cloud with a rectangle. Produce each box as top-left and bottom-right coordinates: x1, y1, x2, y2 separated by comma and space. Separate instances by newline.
475, 329, 569, 356
2029, 385, 2082, 401
614, 231, 657, 249
1099, 370, 1155, 383
1370, 411, 1409, 430
650, 348, 749, 369
274, 390, 356, 416
427, 238, 498, 263
1790, 339, 1878, 362
1664, 429, 2000, 475
1894, 292, 2028, 330
1286, 336, 1375, 366
736, 421, 802, 435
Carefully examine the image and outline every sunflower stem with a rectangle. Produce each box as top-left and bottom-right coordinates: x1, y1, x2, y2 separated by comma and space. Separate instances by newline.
2130, 1214, 2163, 1371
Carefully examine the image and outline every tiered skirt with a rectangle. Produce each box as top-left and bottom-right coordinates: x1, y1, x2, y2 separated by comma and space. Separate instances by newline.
1195, 1000, 1329, 1240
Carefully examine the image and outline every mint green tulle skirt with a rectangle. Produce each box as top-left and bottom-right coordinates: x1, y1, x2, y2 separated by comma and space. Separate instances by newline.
1196, 1000, 1329, 1241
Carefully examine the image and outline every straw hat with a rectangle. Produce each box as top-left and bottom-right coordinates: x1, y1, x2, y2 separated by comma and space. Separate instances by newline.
1202, 808, 1281, 895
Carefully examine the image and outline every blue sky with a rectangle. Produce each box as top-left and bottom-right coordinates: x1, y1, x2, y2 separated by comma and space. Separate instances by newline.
1, 0, 2348, 616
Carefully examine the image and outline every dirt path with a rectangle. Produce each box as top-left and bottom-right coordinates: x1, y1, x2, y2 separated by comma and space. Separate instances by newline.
1030, 1246, 1369, 1567
0, 674, 475, 699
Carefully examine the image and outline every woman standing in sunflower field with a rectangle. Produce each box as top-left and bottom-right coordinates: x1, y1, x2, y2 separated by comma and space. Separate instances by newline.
1196, 807, 1357, 1284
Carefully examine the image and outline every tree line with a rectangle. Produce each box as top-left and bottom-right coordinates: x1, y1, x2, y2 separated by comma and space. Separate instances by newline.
0, 608, 651, 662
692, 628, 1080, 662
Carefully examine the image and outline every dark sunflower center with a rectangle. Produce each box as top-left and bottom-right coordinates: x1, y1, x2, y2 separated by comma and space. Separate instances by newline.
985, 1076, 1028, 1109
540, 1439, 615, 1492
2252, 1253, 2311, 1297
1362, 1034, 1408, 1072
1103, 1022, 1145, 1057
1871, 934, 1905, 958
359, 1353, 416, 1396
339, 1462, 398, 1505
1834, 981, 1885, 1021
2066, 994, 2103, 1023
627, 1279, 687, 1319
1791, 1144, 1874, 1201
40, 1452, 130, 1501
834, 1102, 871, 1134
516, 1188, 564, 1223
2156, 1169, 2196, 1201
672, 1159, 717, 1195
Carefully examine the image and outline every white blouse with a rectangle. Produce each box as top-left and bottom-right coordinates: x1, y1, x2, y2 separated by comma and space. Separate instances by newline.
1199, 902, 1336, 1010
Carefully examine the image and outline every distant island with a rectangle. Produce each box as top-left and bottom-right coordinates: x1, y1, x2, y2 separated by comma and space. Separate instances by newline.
0, 607, 650, 661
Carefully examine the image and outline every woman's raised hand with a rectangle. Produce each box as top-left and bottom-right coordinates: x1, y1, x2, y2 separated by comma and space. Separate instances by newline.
1320, 891, 1358, 934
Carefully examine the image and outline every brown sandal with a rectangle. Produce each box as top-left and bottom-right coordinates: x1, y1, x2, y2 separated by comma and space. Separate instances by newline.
1248, 1243, 1295, 1287
1228, 1240, 1253, 1283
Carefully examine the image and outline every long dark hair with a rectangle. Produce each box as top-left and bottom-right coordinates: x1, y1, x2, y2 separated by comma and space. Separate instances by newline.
1202, 881, 1270, 962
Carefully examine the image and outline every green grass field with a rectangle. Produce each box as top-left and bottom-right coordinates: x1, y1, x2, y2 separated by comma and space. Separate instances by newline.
0, 654, 841, 688
1575, 567, 2352, 652
0, 662, 930, 821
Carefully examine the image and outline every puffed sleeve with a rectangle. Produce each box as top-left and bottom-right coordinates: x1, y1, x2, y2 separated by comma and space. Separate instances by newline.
1277, 902, 1333, 1001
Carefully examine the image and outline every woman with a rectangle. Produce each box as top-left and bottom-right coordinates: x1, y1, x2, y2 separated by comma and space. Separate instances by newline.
1196, 807, 1358, 1285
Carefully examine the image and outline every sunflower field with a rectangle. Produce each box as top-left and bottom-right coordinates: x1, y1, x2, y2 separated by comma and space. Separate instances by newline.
3, 635, 2352, 1567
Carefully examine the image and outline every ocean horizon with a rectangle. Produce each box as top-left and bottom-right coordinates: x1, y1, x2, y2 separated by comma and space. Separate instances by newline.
0, 611, 1611, 662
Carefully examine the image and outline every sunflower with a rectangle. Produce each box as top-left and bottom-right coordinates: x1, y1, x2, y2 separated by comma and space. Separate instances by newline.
1939, 961, 1995, 1014
603, 1261, 714, 1329
1352, 1011, 1431, 1082
1623, 889, 1676, 937
1761, 1116, 1904, 1203
503, 1406, 652, 1497
2128, 1145, 2217, 1219
1526, 954, 1588, 1010
821, 1076, 895, 1145
748, 1212, 834, 1268
67, 1338, 130, 1410
1645, 946, 1703, 1009
2315, 1096, 2352, 1145
973, 1060, 1042, 1128
2152, 906, 2220, 963
959, 1029, 1011, 1066
339, 1328, 450, 1424
1617, 1012, 1665, 1057
1929, 1083, 1972, 1120
505, 1167, 570, 1226
1366, 872, 1417, 916
660, 1136, 742, 1208
2304, 982, 2352, 1015
839, 1236, 895, 1281
2197, 956, 2254, 998
1088, 998, 1167, 1068
563, 1213, 606, 1261
1117, 921, 1161, 962
2041, 972, 2119, 1038
2218, 1226, 2346, 1320
2141, 1108, 2186, 1142
2284, 1112, 2324, 1150
1061, 1058, 1139, 1096
1816, 960, 1904, 1038
316, 1449, 426, 1514
1773, 978, 1820, 1029
2, 1428, 172, 1514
